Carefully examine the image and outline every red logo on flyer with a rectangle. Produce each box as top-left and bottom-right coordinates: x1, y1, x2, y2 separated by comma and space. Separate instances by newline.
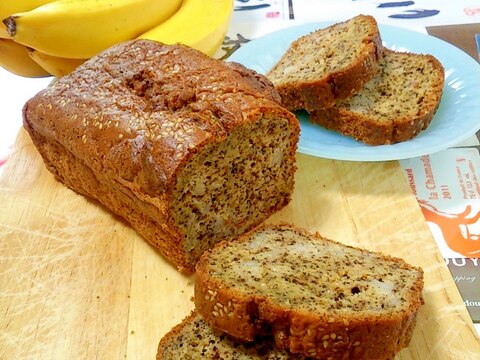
419, 200, 480, 257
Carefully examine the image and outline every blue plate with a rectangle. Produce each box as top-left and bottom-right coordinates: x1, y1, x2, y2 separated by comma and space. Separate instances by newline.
228, 22, 480, 161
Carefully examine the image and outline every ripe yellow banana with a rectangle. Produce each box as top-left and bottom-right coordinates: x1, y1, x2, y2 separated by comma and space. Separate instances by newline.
3, 0, 183, 59
138, 0, 233, 57
28, 49, 87, 78
0, 0, 56, 38
0, 38, 50, 77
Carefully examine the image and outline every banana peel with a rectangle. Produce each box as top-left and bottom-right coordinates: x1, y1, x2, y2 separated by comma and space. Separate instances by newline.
3, 0, 183, 59
0, 0, 57, 38
28, 49, 87, 78
0, 38, 50, 77
138, 0, 233, 57
1, 0, 233, 78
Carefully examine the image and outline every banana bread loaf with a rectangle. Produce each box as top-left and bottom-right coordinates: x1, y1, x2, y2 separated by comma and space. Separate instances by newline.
195, 224, 424, 359
267, 15, 383, 111
156, 311, 304, 359
23, 39, 300, 273
309, 49, 445, 145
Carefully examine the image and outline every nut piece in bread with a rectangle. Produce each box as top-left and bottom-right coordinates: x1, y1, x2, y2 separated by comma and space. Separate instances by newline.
267, 14, 383, 111
22, 39, 300, 273
309, 49, 445, 145
195, 224, 424, 359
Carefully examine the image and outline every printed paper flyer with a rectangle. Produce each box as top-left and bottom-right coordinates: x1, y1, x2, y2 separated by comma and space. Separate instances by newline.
401, 147, 480, 322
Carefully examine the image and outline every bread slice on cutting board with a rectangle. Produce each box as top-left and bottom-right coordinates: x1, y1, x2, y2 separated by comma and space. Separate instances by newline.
156, 311, 305, 359
194, 223, 424, 359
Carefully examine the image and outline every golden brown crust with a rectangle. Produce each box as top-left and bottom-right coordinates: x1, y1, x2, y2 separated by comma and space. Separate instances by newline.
267, 15, 383, 111
310, 50, 445, 145
24, 40, 286, 197
23, 40, 299, 273
194, 223, 425, 359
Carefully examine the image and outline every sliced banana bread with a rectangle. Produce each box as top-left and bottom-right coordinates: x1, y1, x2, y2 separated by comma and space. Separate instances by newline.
309, 49, 445, 145
23, 40, 300, 273
195, 224, 424, 360
156, 311, 304, 359
267, 14, 383, 111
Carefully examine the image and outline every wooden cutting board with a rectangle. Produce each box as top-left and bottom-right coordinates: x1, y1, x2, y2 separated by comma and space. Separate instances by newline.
1, 129, 479, 359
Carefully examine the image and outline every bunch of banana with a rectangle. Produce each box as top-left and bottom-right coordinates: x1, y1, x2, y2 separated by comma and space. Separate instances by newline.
0, 0, 57, 77
1, 0, 233, 78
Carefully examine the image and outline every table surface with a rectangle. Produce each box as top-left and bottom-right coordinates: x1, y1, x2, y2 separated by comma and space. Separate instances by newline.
1, 129, 479, 359
1, 1, 480, 359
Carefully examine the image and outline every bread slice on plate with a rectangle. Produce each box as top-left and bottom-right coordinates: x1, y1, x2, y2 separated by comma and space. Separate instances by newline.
309, 49, 445, 145
195, 223, 424, 359
267, 14, 383, 111
156, 311, 303, 359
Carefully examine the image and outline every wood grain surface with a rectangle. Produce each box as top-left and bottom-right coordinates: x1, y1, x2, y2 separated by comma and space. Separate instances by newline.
1, 129, 479, 359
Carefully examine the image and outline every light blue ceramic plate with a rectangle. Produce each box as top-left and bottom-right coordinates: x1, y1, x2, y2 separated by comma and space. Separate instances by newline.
229, 23, 480, 161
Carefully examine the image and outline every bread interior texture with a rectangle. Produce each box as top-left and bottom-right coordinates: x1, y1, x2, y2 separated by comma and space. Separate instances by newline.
171, 118, 296, 264
336, 51, 441, 120
158, 313, 295, 359
268, 19, 375, 85
207, 227, 420, 315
